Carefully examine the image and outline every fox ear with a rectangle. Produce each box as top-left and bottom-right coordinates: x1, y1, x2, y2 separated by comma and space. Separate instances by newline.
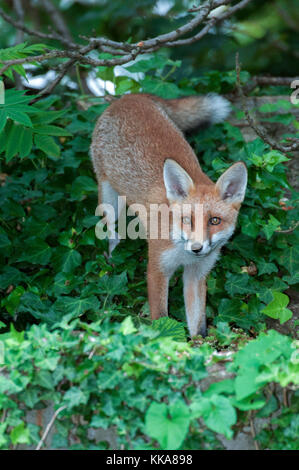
163, 159, 194, 201
216, 162, 247, 204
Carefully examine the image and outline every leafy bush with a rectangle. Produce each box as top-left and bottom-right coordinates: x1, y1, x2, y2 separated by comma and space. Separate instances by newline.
0, 317, 298, 449
0, 48, 298, 450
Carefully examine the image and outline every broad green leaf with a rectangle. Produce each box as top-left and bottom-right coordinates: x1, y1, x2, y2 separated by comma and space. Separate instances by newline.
0, 109, 7, 133
5, 122, 21, 161
145, 400, 190, 449
10, 422, 30, 445
120, 316, 137, 335
54, 295, 100, 317
97, 272, 128, 297
256, 395, 278, 417
1, 286, 25, 315
34, 134, 60, 158
141, 77, 181, 99
63, 387, 89, 408
279, 245, 299, 276
262, 215, 280, 240
6, 109, 32, 127
18, 239, 52, 265
261, 292, 292, 324
34, 125, 72, 137
224, 273, 253, 295
70, 176, 97, 200
191, 395, 236, 439
58, 248, 82, 273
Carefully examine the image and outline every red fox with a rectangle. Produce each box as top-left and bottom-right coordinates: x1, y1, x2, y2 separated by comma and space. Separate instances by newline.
91, 93, 247, 337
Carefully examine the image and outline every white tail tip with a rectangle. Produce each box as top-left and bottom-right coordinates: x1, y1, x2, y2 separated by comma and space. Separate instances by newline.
206, 93, 232, 124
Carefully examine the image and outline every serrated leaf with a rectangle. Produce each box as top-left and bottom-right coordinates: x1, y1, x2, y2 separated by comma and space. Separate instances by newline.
18, 127, 33, 157
152, 317, 186, 341
34, 134, 60, 158
0, 109, 7, 133
33, 125, 72, 137
5, 122, 21, 162
6, 109, 32, 127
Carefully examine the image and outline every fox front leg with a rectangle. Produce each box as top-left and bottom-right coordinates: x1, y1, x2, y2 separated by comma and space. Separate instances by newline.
147, 262, 169, 320
147, 241, 170, 320
183, 266, 207, 337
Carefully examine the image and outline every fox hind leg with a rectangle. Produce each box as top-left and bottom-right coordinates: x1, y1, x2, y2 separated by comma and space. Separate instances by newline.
96, 179, 125, 256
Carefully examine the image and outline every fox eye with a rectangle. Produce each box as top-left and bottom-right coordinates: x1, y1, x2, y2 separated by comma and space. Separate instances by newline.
182, 216, 191, 225
209, 217, 221, 225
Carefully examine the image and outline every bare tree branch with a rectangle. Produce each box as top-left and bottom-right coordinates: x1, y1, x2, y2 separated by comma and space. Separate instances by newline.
161, 0, 254, 48
0, 0, 254, 95
252, 76, 298, 87
13, 0, 24, 44
235, 53, 299, 154
35, 405, 67, 451
0, 6, 79, 49
12, 0, 25, 90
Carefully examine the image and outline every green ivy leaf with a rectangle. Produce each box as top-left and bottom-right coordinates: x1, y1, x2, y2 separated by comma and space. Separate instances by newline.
145, 400, 190, 449
191, 395, 236, 439
279, 245, 299, 276
10, 422, 30, 445
97, 272, 128, 297
54, 295, 100, 317
18, 239, 52, 265
224, 273, 253, 295
63, 387, 89, 408
261, 292, 292, 324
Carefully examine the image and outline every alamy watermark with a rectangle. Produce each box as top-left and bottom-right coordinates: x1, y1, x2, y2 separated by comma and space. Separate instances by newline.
95, 198, 205, 247
0, 81, 4, 105
290, 80, 299, 105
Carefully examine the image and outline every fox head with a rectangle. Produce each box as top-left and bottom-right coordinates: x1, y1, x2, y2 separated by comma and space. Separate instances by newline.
163, 159, 247, 258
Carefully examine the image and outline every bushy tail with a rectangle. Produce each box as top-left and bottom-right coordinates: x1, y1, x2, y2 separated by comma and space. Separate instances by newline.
148, 93, 231, 132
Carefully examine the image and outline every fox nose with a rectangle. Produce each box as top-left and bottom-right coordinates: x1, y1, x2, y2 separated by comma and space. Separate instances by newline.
191, 243, 203, 254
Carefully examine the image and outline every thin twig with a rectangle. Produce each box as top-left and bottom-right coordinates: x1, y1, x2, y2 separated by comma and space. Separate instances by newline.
275, 221, 299, 234
283, 388, 290, 407
252, 76, 298, 87
35, 405, 67, 450
41, 0, 73, 43
164, 0, 254, 47
37, 58, 76, 98
249, 411, 260, 450
0, 6, 79, 49
12, 0, 25, 90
